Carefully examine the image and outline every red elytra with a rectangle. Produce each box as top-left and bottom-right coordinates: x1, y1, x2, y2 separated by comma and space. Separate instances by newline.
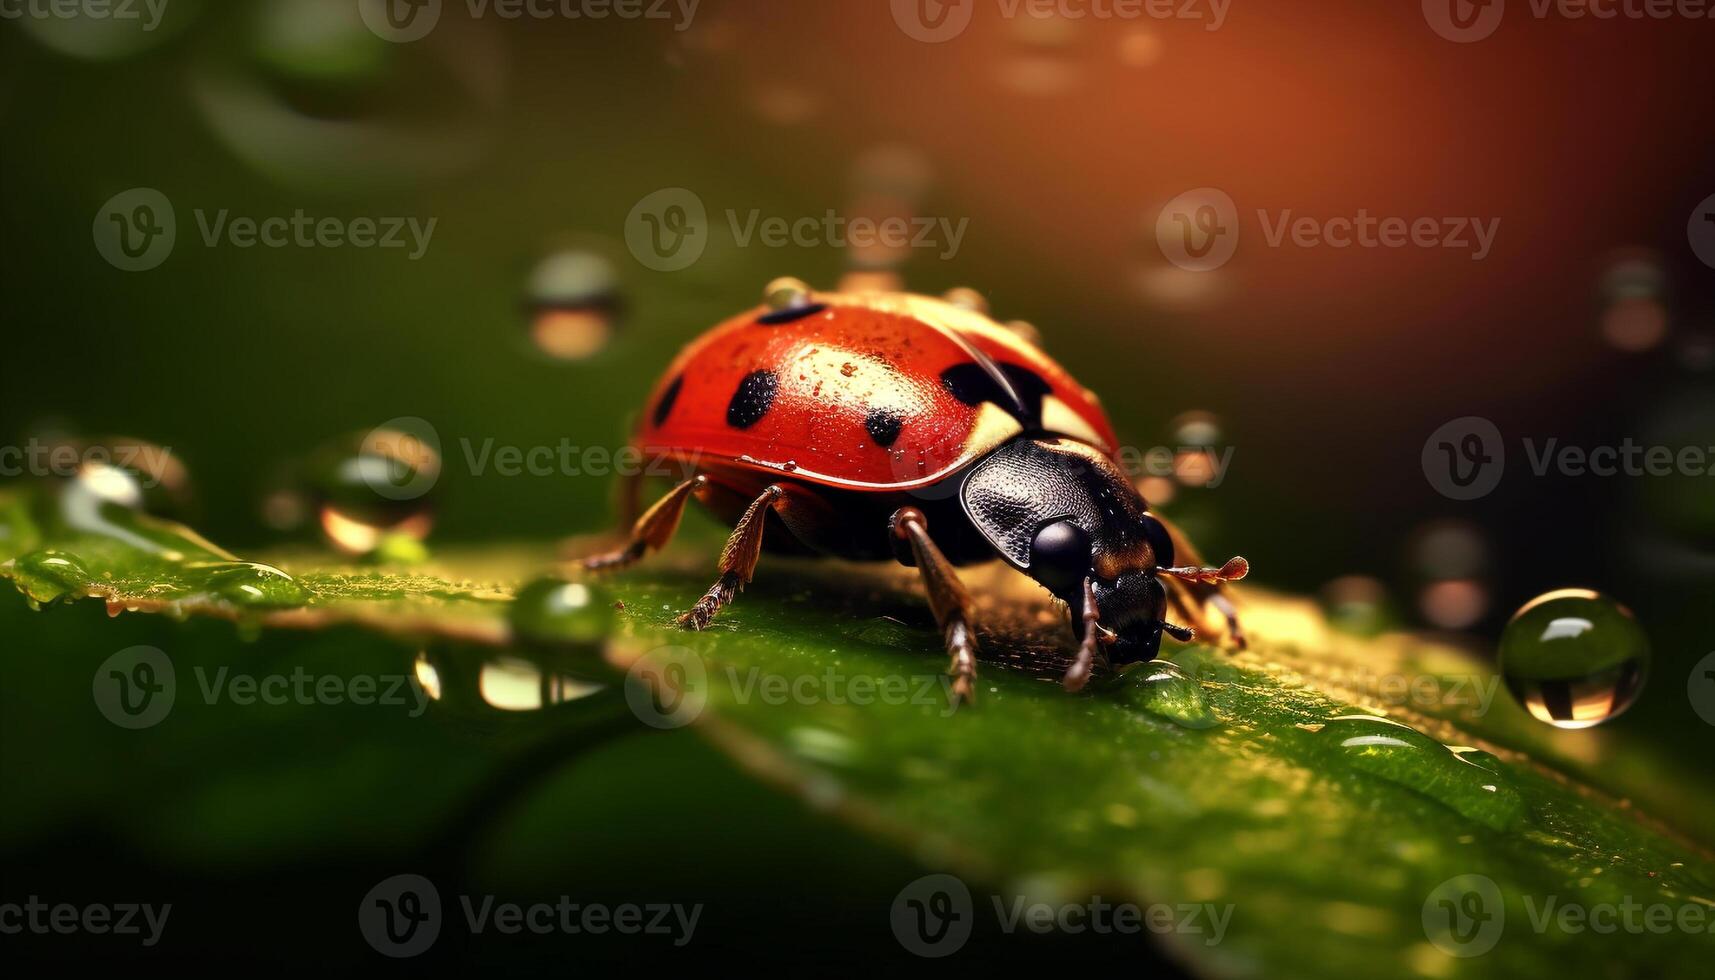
590, 285, 1247, 706
637, 291, 1119, 489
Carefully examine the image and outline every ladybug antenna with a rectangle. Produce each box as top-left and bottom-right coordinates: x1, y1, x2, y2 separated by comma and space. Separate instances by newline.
1156, 556, 1249, 586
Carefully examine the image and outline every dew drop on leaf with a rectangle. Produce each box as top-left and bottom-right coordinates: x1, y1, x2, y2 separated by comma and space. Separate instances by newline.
1499, 588, 1650, 729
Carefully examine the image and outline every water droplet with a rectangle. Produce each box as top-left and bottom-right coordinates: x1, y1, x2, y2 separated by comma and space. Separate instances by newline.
196, 560, 310, 609
1113, 659, 1219, 729
526, 249, 621, 361
414, 644, 605, 714
763, 276, 813, 312
8, 549, 95, 605
508, 576, 614, 649
1317, 715, 1525, 831
311, 424, 440, 556
1499, 589, 1649, 729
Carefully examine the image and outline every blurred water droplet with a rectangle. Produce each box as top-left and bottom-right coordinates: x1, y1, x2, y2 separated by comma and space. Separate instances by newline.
1410, 519, 1488, 580
525, 249, 622, 361
1500, 588, 1649, 729
1598, 249, 1670, 352
1321, 575, 1392, 636
1170, 410, 1222, 448
311, 423, 440, 556
1418, 578, 1488, 631
850, 144, 934, 203
189, 0, 504, 191
509, 576, 615, 648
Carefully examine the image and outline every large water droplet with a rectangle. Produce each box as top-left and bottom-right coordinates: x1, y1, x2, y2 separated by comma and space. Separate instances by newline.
509, 576, 614, 648
1317, 715, 1525, 831
1499, 588, 1649, 729
8, 550, 95, 606
1113, 659, 1219, 729
311, 423, 440, 556
196, 560, 311, 609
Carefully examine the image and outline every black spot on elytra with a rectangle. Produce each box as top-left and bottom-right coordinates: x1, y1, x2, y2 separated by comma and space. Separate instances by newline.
940, 361, 1052, 424
756, 303, 827, 326
864, 408, 903, 447
652, 374, 683, 427
726, 370, 779, 429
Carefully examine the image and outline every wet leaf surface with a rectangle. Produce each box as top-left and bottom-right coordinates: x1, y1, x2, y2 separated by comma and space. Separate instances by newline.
3, 488, 1713, 977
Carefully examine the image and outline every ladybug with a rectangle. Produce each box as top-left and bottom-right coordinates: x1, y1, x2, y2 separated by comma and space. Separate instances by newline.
586, 279, 1248, 703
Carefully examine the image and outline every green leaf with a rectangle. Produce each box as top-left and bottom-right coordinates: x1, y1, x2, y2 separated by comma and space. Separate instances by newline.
4, 487, 1713, 977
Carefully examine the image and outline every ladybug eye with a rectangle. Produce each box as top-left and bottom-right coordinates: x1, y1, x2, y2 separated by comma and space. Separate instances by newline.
1141, 513, 1175, 569
1030, 519, 1091, 595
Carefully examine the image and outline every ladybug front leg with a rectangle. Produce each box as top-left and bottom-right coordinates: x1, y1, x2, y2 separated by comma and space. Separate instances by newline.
677, 484, 789, 630
889, 507, 979, 707
1063, 577, 1112, 693
584, 475, 707, 571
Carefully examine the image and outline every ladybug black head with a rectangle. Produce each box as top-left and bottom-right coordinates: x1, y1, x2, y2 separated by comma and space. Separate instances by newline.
961, 436, 1186, 659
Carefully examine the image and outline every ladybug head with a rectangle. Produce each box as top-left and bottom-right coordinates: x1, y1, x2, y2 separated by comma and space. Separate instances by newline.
961, 436, 1245, 660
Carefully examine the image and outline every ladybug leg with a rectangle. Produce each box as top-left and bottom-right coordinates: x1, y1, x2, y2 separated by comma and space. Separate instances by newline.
1063, 577, 1112, 693
677, 484, 788, 630
584, 475, 707, 571
889, 507, 979, 707
1153, 514, 1249, 651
